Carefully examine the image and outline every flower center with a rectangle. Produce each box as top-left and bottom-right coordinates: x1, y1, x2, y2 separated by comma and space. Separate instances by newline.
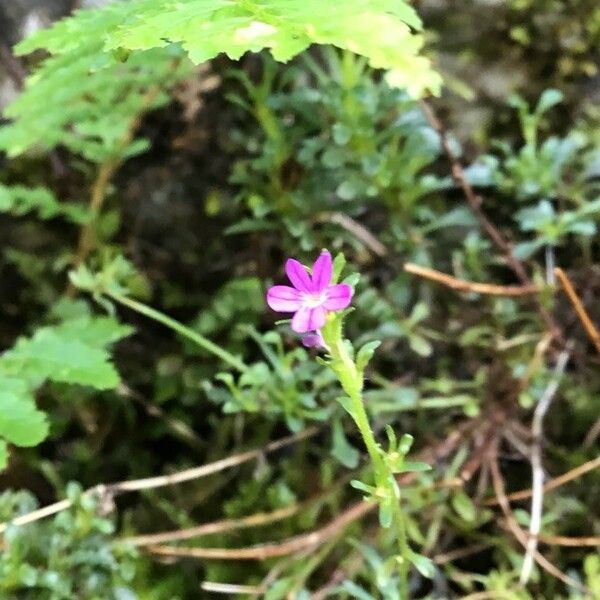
303, 292, 326, 308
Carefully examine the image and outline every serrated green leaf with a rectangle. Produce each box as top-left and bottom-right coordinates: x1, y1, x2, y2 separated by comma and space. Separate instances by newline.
0, 315, 132, 466
2, 3, 192, 160
0, 185, 88, 224
85, 2, 438, 89
52, 316, 134, 348
1, 329, 120, 389
0, 378, 49, 448
0, 315, 132, 390
2, 0, 439, 160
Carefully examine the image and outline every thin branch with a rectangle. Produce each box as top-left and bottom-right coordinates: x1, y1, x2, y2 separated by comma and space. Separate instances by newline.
517, 333, 553, 393
142, 424, 472, 562
419, 101, 529, 284
124, 474, 353, 547
419, 100, 559, 336
67, 86, 162, 295
107, 292, 248, 373
554, 267, 600, 355
404, 262, 539, 296
583, 416, 600, 449
0, 428, 318, 535
120, 384, 203, 450
127, 504, 302, 548
461, 592, 514, 600
537, 533, 600, 547
200, 582, 264, 595
310, 550, 365, 600
433, 541, 494, 565
489, 447, 588, 593
317, 212, 388, 257
145, 500, 374, 561
483, 455, 600, 506
70, 159, 119, 273
520, 347, 571, 585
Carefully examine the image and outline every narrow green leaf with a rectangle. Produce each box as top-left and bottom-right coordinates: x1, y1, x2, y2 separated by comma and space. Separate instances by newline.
452, 490, 477, 523
409, 551, 436, 579
356, 340, 381, 371
331, 419, 360, 468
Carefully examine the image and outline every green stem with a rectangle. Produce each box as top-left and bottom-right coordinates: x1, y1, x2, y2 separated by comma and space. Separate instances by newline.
325, 328, 411, 597
335, 338, 383, 473
108, 293, 248, 373
391, 492, 411, 599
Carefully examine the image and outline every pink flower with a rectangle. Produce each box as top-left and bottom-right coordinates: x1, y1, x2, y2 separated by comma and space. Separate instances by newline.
266, 250, 353, 333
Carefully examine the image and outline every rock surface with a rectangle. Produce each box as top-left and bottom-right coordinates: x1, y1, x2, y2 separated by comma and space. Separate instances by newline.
0, 0, 107, 109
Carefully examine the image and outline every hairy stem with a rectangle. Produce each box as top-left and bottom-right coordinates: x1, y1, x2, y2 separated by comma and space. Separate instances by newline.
325, 325, 411, 597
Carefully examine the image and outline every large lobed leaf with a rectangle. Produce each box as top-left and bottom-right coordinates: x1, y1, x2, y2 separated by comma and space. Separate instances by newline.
0, 0, 439, 158
0, 2, 191, 159
0, 314, 133, 467
105, 0, 440, 96
0, 379, 48, 447
0, 184, 88, 223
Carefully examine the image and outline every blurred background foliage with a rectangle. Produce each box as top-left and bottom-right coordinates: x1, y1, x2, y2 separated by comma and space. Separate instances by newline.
0, 0, 599, 598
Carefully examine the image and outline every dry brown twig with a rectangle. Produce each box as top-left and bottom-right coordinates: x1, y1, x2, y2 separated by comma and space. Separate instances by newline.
419, 101, 529, 284
68, 87, 162, 294
200, 582, 264, 596
142, 422, 477, 563
316, 212, 388, 257
433, 542, 494, 566
583, 416, 600, 448
554, 267, 600, 355
520, 346, 572, 585
145, 500, 373, 561
484, 454, 600, 507
537, 533, 600, 547
404, 262, 540, 296
419, 100, 559, 337
124, 472, 354, 547
0, 428, 318, 535
127, 503, 303, 548
489, 445, 588, 593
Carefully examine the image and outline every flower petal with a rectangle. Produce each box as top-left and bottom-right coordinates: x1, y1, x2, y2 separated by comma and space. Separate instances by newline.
291, 306, 327, 333
266, 285, 303, 312
311, 250, 333, 291
301, 331, 325, 348
285, 258, 313, 292
323, 284, 353, 311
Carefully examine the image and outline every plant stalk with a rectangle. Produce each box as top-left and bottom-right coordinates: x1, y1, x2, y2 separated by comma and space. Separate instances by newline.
108, 292, 248, 373
326, 328, 411, 597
